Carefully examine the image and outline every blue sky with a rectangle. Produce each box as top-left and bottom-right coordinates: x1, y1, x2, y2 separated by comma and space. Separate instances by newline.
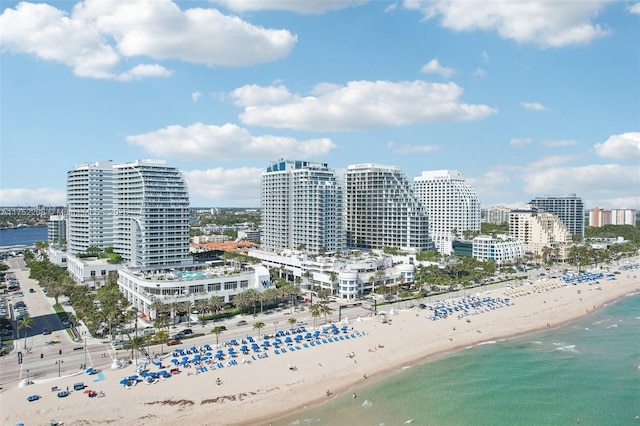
1, 0, 639, 210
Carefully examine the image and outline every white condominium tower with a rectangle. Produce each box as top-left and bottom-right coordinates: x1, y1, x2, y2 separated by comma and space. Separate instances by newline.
345, 164, 432, 251
67, 161, 115, 255
413, 170, 481, 255
66, 160, 191, 268
261, 159, 344, 254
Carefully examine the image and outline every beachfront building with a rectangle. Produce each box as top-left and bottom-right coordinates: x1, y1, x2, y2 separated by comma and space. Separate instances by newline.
529, 194, 584, 237
118, 262, 271, 320
413, 170, 481, 255
589, 207, 636, 227
47, 214, 66, 246
61, 159, 275, 319
345, 164, 432, 251
248, 249, 413, 300
472, 234, 525, 265
261, 159, 345, 254
484, 206, 512, 225
509, 207, 572, 255
66, 160, 115, 255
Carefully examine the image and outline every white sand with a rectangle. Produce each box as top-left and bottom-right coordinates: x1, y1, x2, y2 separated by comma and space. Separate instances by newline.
1, 265, 638, 426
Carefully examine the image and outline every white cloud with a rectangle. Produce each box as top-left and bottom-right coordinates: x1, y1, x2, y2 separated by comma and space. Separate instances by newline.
481, 51, 490, 62
593, 132, 640, 160
387, 141, 439, 154
126, 122, 336, 160
523, 164, 640, 198
467, 170, 516, 204
509, 137, 532, 147
183, 167, 262, 206
521, 101, 549, 112
542, 139, 578, 147
0, 0, 297, 80
404, 0, 612, 47
420, 58, 455, 78
628, 3, 640, 15
473, 68, 487, 78
192, 92, 202, 102
232, 80, 497, 132
0, 188, 66, 207
213, 0, 368, 14
384, 3, 399, 13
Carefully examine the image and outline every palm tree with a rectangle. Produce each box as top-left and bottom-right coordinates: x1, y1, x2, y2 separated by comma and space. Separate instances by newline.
211, 326, 225, 347
149, 299, 166, 320
209, 295, 223, 316
154, 315, 170, 334
127, 335, 146, 364
18, 316, 35, 350
155, 330, 169, 356
288, 317, 297, 328
329, 271, 338, 295
309, 303, 321, 329
319, 304, 332, 323
253, 321, 265, 339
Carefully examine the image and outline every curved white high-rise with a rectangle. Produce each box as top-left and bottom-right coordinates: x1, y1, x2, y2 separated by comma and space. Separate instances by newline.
413, 170, 480, 254
66, 160, 191, 268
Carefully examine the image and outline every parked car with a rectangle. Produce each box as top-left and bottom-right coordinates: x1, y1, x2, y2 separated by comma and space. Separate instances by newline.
172, 331, 185, 340
61, 318, 70, 327
29, 288, 36, 293
181, 328, 193, 335
235, 320, 248, 326
42, 327, 51, 335
166, 339, 181, 346
110, 340, 127, 349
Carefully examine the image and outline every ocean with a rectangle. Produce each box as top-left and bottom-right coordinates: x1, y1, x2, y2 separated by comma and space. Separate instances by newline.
270, 291, 640, 426
0, 226, 48, 248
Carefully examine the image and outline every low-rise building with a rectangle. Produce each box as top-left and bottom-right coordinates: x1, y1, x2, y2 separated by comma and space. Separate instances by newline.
472, 234, 525, 265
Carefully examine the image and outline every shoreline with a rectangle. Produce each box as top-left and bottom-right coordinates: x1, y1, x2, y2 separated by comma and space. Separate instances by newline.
1, 263, 638, 425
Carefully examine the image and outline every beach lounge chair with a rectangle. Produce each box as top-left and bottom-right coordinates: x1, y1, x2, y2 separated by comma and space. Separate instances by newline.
274, 349, 280, 355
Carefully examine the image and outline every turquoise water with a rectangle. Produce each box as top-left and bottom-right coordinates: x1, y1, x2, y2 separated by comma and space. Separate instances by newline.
269, 292, 640, 426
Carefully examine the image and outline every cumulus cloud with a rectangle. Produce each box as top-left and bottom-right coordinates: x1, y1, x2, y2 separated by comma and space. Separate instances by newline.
231, 80, 497, 132
509, 137, 532, 147
387, 141, 439, 154
542, 139, 577, 147
523, 164, 640, 198
628, 3, 640, 15
420, 58, 455, 78
126, 123, 336, 161
466, 170, 516, 203
192, 92, 202, 102
521, 101, 549, 111
0, 188, 66, 207
0, 0, 297, 80
183, 167, 262, 206
214, 0, 368, 14
593, 132, 640, 160
404, 0, 611, 47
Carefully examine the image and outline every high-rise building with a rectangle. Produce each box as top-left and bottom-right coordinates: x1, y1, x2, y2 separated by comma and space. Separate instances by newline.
589, 207, 637, 227
47, 215, 66, 246
261, 159, 344, 254
66, 161, 115, 255
509, 207, 572, 255
413, 170, 481, 254
345, 164, 432, 251
485, 206, 512, 224
66, 159, 191, 268
528, 194, 584, 237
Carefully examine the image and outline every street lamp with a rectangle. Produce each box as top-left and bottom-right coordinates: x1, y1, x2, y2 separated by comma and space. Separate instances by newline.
56, 360, 64, 377
273, 321, 278, 335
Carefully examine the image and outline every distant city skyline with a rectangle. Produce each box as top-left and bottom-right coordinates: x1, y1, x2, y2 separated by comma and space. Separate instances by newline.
1, 1, 638, 209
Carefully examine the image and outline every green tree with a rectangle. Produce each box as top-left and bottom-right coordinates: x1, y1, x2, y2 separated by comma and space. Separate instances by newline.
127, 335, 147, 364
253, 321, 265, 338
309, 303, 321, 329
155, 330, 169, 356
211, 326, 225, 347
18, 316, 35, 349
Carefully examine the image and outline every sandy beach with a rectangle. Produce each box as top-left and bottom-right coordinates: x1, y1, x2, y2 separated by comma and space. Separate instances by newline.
1, 264, 638, 426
